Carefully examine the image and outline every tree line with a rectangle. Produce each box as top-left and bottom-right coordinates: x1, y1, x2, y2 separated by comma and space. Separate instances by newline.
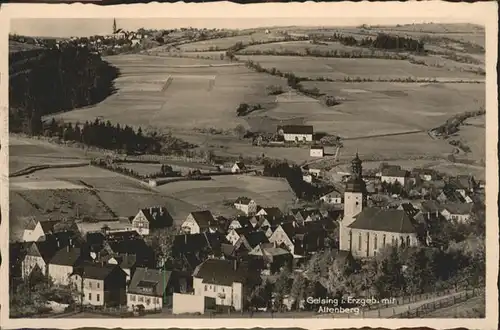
262, 158, 333, 201
309, 32, 426, 53
9, 44, 120, 134
43, 118, 196, 155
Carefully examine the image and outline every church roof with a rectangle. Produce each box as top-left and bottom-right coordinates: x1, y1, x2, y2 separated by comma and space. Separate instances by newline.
348, 207, 416, 233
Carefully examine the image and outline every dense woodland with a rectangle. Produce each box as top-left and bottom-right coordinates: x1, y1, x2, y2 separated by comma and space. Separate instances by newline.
310, 32, 426, 53
9, 44, 120, 134
43, 118, 196, 155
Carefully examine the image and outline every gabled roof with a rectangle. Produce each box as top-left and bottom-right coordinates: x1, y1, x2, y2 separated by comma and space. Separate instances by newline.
278, 125, 314, 135
234, 215, 254, 228
258, 207, 283, 219
322, 190, 342, 199
193, 259, 256, 286
441, 203, 473, 215
311, 145, 324, 150
234, 197, 253, 205
242, 231, 269, 249
348, 207, 416, 233
381, 168, 409, 178
233, 161, 246, 170
420, 200, 441, 213
24, 217, 38, 231
40, 220, 61, 233
398, 203, 419, 217
440, 189, 466, 203
189, 211, 215, 228
128, 267, 171, 297
49, 247, 85, 266
137, 207, 173, 229
26, 240, 60, 262
173, 232, 227, 255
104, 253, 137, 269
73, 262, 126, 281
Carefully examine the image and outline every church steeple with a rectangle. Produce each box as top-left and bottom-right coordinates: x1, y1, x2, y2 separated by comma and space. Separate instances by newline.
351, 151, 363, 180
345, 152, 366, 194
113, 18, 117, 34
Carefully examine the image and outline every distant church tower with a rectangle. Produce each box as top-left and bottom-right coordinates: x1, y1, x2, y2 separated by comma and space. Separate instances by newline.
339, 152, 367, 252
113, 18, 117, 34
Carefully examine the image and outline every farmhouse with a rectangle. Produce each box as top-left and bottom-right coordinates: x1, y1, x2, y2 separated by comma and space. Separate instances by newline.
233, 231, 270, 255
103, 254, 137, 282
256, 207, 283, 221
277, 125, 314, 142
231, 161, 247, 173
131, 206, 174, 236
181, 211, 217, 234
191, 259, 259, 312
70, 262, 127, 307
248, 244, 292, 275
320, 190, 342, 205
440, 203, 474, 223
228, 216, 254, 231
310, 145, 324, 158
127, 267, 179, 311
48, 245, 87, 286
233, 197, 258, 216
381, 167, 410, 186
22, 240, 59, 279
23, 219, 60, 242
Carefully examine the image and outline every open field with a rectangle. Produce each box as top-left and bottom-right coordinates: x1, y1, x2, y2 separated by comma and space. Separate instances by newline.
156, 175, 296, 214
176, 32, 285, 52
52, 54, 286, 131
298, 81, 485, 135
236, 55, 484, 80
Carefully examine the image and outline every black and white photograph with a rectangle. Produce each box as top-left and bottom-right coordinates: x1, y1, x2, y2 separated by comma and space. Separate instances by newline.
1, 2, 497, 327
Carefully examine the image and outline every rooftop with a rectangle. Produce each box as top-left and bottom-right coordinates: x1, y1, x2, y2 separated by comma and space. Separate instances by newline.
348, 207, 417, 233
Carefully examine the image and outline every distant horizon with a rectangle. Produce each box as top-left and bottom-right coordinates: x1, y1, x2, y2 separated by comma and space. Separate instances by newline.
9, 18, 483, 38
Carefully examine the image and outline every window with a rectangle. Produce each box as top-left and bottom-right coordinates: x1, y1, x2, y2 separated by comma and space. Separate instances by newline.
355, 201, 359, 206
138, 296, 144, 302
406, 236, 411, 247
374, 234, 378, 250
130, 295, 136, 302
97, 282, 100, 289
89, 281, 92, 289
383, 234, 386, 246
88, 293, 92, 300
96, 294, 100, 302
222, 288, 224, 293
146, 298, 151, 305
358, 233, 362, 251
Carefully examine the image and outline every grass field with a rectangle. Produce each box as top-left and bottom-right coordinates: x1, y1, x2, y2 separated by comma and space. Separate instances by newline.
176, 32, 285, 52
156, 175, 296, 214
236, 55, 483, 80
53, 54, 286, 132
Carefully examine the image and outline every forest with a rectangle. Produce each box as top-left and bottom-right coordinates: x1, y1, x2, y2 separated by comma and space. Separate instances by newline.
9, 44, 120, 134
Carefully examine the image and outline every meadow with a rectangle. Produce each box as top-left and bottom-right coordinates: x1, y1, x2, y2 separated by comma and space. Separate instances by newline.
53, 54, 287, 132
176, 31, 285, 52
156, 175, 296, 215
236, 55, 483, 81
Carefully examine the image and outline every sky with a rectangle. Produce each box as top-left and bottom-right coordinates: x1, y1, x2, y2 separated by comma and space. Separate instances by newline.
9, 17, 461, 38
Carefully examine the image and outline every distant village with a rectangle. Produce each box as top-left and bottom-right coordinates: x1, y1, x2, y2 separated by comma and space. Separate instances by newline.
10, 148, 485, 316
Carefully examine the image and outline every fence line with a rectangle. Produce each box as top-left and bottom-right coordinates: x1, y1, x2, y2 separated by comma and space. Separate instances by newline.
391, 287, 482, 318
